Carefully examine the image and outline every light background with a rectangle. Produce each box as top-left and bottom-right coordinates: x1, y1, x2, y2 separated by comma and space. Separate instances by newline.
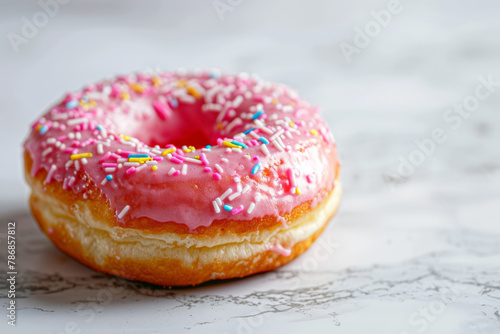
1, 1, 499, 333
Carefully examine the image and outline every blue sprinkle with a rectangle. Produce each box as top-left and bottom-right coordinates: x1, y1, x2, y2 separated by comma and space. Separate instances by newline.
223, 204, 233, 211
169, 98, 179, 108
205, 145, 212, 149
65, 99, 79, 109
39, 125, 48, 135
128, 154, 149, 158
243, 128, 255, 134
209, 72, 219, 79
81, 96, 89, 103
106, 175, 113, 181
258, 137, 269, 144
96, 125, 103, 131
251, 163, 261, 175
251, 110, 264, 120
231, 140, 248, 149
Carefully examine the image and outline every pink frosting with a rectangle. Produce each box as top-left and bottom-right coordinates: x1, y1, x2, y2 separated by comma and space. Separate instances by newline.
24, 70, 340, 231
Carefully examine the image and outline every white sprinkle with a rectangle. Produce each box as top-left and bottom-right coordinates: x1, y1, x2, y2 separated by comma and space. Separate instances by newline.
237, 183, 242, 193
81, 158, 88, 165
221, 158, 229, 163
225, 117, 243, 133
181, 164, 187, 175
46, 138, 56, 144
242, 185, 251, 194
285, 131, 293, 139
68, 116, 85, 125
168, 167, 176, 176
146, 160, 157, 165
124, 162, 140, 167
97, 143, 104, 154
220, 188, 233, 200
118, 205, 131, 219
52, 113, 69, 120
68, 132, 75, 139
247, 202, 256, 214
212, 201, 221, 213
282, 105, 294, 112
270, 129, 284, 141
117, 158, 127, 163
215, 164, 223, 173
277, 136, 286, 149
202, 148, 211, 152
68, 176, 76, 186
291, 187, 296, 194
42, 147, 53, 157
184, 157, 202, 164
104, 167, 116, 173
74, 159, 80, 171
231, 148, 242, 153
255, 193, 261, 202
60, 144, 66, 150
249, 131, 260, 140
76, 132, 82, 140
45, 164, 57, 184
216, 197, 222, 206
261, 144, 271, 156
232, 95, 244, 108
65, 160, 73, 169
118, 164, 123, 169
272, 140, 284, 152
136, 164, 148, 173
101, 177, 109, 186
228, 192, 241, 201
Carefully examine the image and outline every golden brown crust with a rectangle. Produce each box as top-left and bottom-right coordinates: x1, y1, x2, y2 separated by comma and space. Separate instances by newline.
24, 151, 341, 286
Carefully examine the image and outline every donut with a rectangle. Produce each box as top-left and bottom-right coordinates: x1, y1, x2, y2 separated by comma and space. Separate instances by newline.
23, 70, 341, 286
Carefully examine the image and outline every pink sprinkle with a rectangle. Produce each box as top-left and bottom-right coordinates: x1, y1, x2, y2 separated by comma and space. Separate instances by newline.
172, 170, 180, 176
57, 135, 67, 141
286, 168, 296, 187
171, 157, 183, 164
126, 167, 136, 175
63, 147, 75, 153
253, 95, 264, 102
213, 173, 221, 180
172, 152, 185, 160
252, 156, 259, 162
102, 163, 117, 168
152, 156, 163, 161
216, 138, 223, 146
200, 153, 209, 165
294, 109, 308, 118
152, 100, 169, 120
306, 174, 314, 183
204, 167, 212, 172
110, 153, 121, 160
250, 139, 258, 146
231, 205, 244, 215
45, 164, 57, 184
99, 152, 111, 162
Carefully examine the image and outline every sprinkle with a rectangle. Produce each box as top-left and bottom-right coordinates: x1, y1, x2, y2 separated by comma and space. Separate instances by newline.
251, 163, 261, 175
181, 164, 187, 175
220, 188, 233, 200
74, 159, 80, 171
231, 148, 242, 153
68, 176, 76, 187
65, 160, 73, 169
296, 188, 301, 195
42, 147, 53, 157
172, 170, 180, 176
310, 129, 319, 135
247, 202, 256, 214
124, 162, 140, 167
126, 167, 136, 175
237, 183, 242, 193
258, 137, 269, 144
216, 197, 222, 206
151, 165, 158, 171
104, 167, 116, 173
153, 100, 168, 120
228, 192, 241, 201
230, 140, 248, 148
222, 141, 240, 149
214, 164, 223, 173
200, 153, 209, 165
67, 117, 88, 126
39, 124, 49, 135
184, 157, 203, 164
204, 167, 212, 172
243, 128, 255, 134
272, 140, 284, 152
71, 153, 93, 160
168, 167, 176, 176
225, 117, 243, 132
270, 129, 284, 141
97, 144, 104, 154
118, 205, 130, 219
242, 185, 250, 194
106, 175, 113, 181
231, 205, 244, 215
101, 177, 109, 186
286, 168, 296, 189
45, 164, 57, 184
260, 144, 270, 156
81, 158, 88, 165
251, 110, 264, 120
161, 148, 176, 156
212, 201, 221, 213
223, 204, 233, 212
306, 174, 314, 183
65, 100, 79, 109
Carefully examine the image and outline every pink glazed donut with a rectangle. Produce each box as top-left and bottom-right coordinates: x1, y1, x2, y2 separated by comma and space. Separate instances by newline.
23, 70, 341, 286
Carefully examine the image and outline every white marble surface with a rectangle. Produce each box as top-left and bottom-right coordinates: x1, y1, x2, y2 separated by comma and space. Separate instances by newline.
1, 1, 500, 333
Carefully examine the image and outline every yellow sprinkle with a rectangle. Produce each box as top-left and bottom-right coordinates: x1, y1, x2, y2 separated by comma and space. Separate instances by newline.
183, 149, 191, 153
296, 188, 301, 195
310, 129, 319, 135
222, 141, 240, 148
217, 123, 223, 130
177, 79, 187, 88
71, 153, 93, 160
272, 99, 278, 104
186, 86, 200, 98
290, 101, 296, 106
152, 76, 162, 86
36, 124, 43, 131
188, 146, 196, 151
194, 155, 200, 159
130, 83, 145, 93
121, 92, 130, 100
161, 148, 176, 156
128, 157, 153, 163
120, 134, 131, 141
289, 121, 295, 127
151, 165, 158, 171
